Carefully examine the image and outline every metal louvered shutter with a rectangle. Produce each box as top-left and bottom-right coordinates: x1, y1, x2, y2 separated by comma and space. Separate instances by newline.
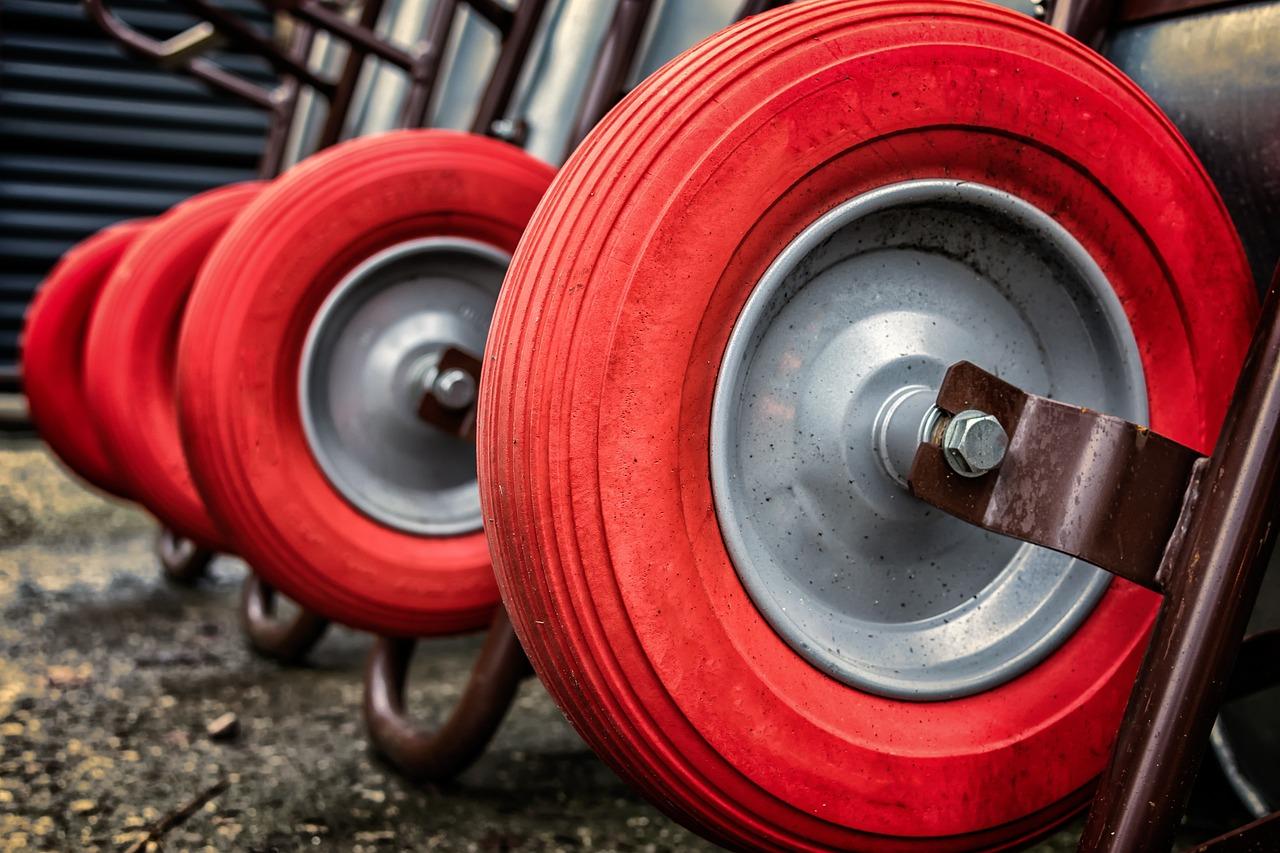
0, 0, 275, 395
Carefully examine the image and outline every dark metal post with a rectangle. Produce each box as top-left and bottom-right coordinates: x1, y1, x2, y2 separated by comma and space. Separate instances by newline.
1079, 268, 1280, 851
398, 0, 460, 128
258, 20, 317, 177
470, 0, 549, 135
566, 0, 654, 156
1049, 0, 1116, 45
316, 0, 389, 148
736, 0, 790, 17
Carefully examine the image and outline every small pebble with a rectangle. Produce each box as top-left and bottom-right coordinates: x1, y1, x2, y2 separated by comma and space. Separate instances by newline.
205, 712, 240, 742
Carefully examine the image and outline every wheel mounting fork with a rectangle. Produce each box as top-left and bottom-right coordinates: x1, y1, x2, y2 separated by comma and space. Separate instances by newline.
907, 264, 1280, 853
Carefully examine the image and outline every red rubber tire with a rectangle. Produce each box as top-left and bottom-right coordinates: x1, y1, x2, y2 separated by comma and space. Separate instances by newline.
86, 183, 262, 551
180, 130, 554, 636
22, 221, 148, 499
477, 2, 1258, 850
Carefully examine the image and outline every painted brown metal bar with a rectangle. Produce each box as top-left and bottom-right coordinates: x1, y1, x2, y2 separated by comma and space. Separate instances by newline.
257, 21, 316, 178
363, 611, 532, 782
1076, 266, 1280, 851
82, 0, 277, 109
279, 0, 416, 69
466, 0, 515, 32
566, 0, 655, 155
398, 0, 460, 128
174, 0, 336, 95
240, 574, 331, 664
1116, 0, 1243, 24
736, 0, 793, 18
316, 0, 389, 149
1049, 0, 1114, 46
471, 0, 550, 136
913, 265, 1280, 851
1193, 810, 1280, 852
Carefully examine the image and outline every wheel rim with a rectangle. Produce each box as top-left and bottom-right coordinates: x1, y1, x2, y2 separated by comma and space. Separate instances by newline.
710, 179, 1148, 700
299, 236, 507, 536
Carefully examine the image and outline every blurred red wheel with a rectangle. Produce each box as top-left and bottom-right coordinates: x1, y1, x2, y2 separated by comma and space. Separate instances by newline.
22, 222, 147, 499
180, 130, 554, 636
85, 183, 262, 551
477, 2, 1257, 850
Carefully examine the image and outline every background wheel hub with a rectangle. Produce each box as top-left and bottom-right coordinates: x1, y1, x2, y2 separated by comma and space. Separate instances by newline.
300, 237, 507, 536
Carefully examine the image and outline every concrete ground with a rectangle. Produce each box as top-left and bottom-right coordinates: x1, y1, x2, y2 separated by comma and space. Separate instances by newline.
0, 437, 1241, 852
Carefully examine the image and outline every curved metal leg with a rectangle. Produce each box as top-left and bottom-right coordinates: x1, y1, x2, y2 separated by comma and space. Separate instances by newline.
240, 574, 330, 664
363, 609, 532, 783
155, 527, 214, 585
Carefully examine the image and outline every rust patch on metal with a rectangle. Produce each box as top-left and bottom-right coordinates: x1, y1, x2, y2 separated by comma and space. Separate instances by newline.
417, 347, 483, 441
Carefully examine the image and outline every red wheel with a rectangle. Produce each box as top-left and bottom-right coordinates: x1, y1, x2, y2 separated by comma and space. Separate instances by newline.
85, 183, 262, 550
180, 130, 555, 636
477, 2, 1257, 850
22, 221, 148, 499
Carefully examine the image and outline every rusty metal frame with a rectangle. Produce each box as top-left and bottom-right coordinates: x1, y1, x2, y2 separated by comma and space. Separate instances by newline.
363, 611, 532, 782
910, 264, 1280, 852
91, 0, 1280, 823
375, 0, 795, 781
81, 0, 683, 780
82, 0, 554, 175
240, 575, 332, 664
83, 0, 560, 666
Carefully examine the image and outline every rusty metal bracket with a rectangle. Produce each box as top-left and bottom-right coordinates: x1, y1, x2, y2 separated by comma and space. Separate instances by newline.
909, 360, 1200, 592
417, 346, 482, 440
85, 0, 552, 175
240, 574, 330, 664
363, 610, 532, 782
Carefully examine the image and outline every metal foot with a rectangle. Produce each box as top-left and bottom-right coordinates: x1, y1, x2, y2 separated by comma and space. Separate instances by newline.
363, 609, 532, 783
240, 574, 329, 665
156, 528, 213, 585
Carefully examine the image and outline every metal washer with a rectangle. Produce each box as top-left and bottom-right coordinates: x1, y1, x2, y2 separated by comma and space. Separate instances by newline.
299, 237, 509, 536
709, 179, 1148, 700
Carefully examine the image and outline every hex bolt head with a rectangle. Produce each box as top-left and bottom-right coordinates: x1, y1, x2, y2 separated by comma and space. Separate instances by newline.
942, 409, 1009, 478
432, 367, 478, 410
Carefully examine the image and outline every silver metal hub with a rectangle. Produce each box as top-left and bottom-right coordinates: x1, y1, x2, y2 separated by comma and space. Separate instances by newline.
299, 237, 508, 535
709, 180, 1148, 700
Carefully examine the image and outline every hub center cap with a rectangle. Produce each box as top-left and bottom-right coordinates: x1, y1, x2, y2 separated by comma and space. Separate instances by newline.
709, 180, 1147, 700
299, 237, 508, 536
